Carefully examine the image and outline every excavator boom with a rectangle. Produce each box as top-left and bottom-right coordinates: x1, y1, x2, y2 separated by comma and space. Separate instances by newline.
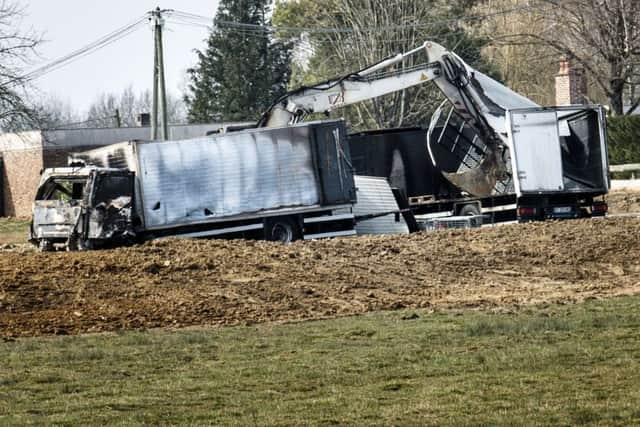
258, 41, 540, 196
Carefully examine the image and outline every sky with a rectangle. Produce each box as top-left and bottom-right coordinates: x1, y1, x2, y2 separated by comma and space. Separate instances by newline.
19, 0, 220, 113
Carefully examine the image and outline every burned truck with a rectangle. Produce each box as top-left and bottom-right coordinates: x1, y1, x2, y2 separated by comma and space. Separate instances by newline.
29, 120, 357, 250
349, 103, 610, 225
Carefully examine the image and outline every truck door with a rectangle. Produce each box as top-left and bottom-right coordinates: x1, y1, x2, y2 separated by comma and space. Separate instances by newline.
86, 171, 135, 240
311, 122, 357, 205
506, 109, 564, 195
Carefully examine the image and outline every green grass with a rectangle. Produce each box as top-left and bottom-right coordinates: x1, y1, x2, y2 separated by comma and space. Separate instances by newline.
0, 218, 29, 245
1, 296, 640, 426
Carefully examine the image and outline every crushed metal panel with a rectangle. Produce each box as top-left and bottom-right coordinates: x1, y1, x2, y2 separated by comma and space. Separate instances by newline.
353, 175, 409, 235
70, 141, 138, 170
507, 110, 564, 194
87, 171, 135, 240
137, 126, 322, 228
32, 202, 82, 239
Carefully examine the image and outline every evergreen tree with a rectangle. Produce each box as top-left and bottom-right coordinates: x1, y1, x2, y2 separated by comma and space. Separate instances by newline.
185, 0, 292, 123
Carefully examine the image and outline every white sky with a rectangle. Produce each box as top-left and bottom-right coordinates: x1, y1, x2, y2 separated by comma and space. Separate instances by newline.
19, 0, 220, 112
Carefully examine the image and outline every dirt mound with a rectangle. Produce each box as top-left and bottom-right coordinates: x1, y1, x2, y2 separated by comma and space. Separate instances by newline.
608, 189, 640, 214
2, 217, 640, 338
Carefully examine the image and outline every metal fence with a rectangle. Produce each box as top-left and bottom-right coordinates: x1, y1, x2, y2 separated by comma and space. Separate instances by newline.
610, 163, 640, 179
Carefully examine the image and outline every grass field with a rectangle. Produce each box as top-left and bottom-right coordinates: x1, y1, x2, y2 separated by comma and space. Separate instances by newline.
0, 218, 29, 245
1, 296, 639, 426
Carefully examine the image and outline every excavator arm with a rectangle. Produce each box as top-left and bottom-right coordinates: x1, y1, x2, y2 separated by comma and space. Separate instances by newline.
259, 42, 444, 128
259, 41, 509, 147
258, 41, 539, 196
260, 64, 441, 128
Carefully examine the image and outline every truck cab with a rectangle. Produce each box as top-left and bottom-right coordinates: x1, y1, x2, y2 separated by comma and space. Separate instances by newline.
30, 167, 135, 251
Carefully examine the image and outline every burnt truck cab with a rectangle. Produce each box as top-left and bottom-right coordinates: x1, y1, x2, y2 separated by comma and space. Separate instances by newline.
30, 167, 135, 251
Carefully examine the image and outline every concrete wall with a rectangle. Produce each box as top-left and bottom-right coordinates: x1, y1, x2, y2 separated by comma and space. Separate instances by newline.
611, 180, 640, 190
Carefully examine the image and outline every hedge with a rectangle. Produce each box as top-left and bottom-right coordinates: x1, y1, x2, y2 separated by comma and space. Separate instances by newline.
607, 115, 640, 165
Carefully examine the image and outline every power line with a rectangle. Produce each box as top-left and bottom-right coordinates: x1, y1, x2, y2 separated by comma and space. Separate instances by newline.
167, 5, 541, 35
6, 5, 542, 90
4, 14, 149, 87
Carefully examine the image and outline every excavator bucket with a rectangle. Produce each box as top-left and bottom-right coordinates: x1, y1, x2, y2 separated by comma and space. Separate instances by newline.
427, 101, 512, 197
441, 149, 506, 197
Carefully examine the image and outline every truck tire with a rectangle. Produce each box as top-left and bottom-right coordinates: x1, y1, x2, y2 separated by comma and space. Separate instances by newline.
459, 204, 481, 217
66, 235, 93, 251
265, 217, 299, 243
38, 239, 54, 252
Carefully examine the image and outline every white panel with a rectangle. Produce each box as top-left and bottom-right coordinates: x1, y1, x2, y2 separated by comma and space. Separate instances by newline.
508, 110, 564, 193
353, 176, 409, 235
136, 126, 320, 229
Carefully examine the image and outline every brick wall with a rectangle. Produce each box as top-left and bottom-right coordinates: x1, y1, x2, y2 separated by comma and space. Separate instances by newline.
1, 148, 44, 218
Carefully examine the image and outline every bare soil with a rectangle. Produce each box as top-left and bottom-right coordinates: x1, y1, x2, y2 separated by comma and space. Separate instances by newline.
2, 217, 639, 338
608, 189, 640, 214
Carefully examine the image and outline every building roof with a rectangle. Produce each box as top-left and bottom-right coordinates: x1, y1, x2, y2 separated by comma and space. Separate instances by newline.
0, 122, 252, 153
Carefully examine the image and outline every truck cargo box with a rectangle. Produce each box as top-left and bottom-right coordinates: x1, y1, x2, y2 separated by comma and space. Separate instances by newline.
505, 105, 609, 196
71, 120, 356, 231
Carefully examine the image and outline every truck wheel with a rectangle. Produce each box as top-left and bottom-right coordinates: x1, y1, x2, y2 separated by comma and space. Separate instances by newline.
38, 239, 54, 252
77, 239, 94, 251
459, 204, 482, 226
66, 235, 93, 251
459, 204, 481, 217
266, 218, 299, 243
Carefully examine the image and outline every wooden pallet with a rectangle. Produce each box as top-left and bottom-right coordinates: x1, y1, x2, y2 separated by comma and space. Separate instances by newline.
409, 195, 436, 205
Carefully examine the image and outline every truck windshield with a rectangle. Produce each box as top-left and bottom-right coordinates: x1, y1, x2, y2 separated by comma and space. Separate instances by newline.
36, 178, 87, 201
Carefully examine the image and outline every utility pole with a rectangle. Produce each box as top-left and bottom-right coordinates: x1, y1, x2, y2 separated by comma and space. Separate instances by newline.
150, 7, 169, 140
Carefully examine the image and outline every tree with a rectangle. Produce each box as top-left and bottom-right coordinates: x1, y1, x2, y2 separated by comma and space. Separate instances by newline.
32, 95, 81, 129
487, 0, 640, 115
0, 0, 40, 132
468, 0, 557, 106
184, 0, 292, 123
273, 0, 498, 130
85, 86, 185, 128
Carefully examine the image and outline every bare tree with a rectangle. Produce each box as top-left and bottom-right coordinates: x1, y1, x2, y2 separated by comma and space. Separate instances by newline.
274, 0, 493, 130
32, 95, 81, 129
0, 0, 40, 131
470, 0, 557, 106
489, 0, 640, 115
86, 86, 186, 128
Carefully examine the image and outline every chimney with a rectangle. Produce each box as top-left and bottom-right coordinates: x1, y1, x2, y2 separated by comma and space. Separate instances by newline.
136, 113, 151, 127
555, 57, 587, 105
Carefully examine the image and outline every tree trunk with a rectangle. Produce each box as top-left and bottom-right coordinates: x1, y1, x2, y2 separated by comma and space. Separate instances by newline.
610, 66, 626, 115
609, 91, 624, 116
